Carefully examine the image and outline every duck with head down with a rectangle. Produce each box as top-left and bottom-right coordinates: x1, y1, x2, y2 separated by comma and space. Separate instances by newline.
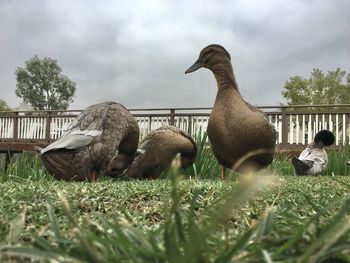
185, 44, 276, 178
292, 130, 335, 176
35, 101, 139, 182
106, 125, 197, 179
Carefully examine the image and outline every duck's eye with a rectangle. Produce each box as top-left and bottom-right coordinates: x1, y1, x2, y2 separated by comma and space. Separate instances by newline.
203, 53, 214, 64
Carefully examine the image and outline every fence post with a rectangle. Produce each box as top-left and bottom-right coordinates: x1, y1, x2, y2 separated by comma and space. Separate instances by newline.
281, 108, 288, 148
188, 116, 192, 135
45, 111, 52, 142
148, 116, 152, 133
13, 112, 18, 141
170, 109, 175, 126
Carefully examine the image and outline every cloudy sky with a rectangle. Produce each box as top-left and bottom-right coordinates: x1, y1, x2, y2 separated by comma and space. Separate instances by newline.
0, 0, 349, 109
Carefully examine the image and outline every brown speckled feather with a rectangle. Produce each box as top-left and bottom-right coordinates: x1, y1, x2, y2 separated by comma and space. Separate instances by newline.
39, 101, 139, 181
121, 125, 197, 179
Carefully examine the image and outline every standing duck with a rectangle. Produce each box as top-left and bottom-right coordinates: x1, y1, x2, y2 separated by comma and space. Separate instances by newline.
35, 101, 139, 181
106, 125, 197, 179
292, 130, 335, 176
185, 44, 276, 177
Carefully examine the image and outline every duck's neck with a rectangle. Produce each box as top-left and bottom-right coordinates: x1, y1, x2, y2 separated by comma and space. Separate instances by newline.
309, 141, 323, 149
212, 64, 239, 92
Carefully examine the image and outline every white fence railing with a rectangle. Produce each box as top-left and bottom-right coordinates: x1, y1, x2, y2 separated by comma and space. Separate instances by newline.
0, 105, 349, 148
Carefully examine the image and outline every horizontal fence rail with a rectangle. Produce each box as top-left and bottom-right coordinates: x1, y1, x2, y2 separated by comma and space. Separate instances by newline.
0, 105, 349, 150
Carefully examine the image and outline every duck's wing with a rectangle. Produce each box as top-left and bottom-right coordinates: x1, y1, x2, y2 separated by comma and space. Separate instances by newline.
161, 125, 197, 155
292, 158, 313, 175
300, 146, 327, 163
296, 145, 328, 175
243, 101, 260, 113
137, 125, 197, 170
141, 125, 197, 156
298, 147, 312, 160
40, 103, 110, 154
41, 129, 102, 154
244, 101, 277, 142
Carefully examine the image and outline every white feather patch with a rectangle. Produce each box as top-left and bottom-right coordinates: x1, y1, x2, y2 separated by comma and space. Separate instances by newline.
41, 129, 102, 154
69, 129, 102, 136
135, 149, 146, 156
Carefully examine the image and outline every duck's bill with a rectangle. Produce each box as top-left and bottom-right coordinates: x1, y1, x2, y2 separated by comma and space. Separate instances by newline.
185, 60, 203, 74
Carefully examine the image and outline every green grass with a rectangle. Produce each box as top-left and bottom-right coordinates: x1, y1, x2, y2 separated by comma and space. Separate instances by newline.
0, 152, 54, 183
0, 134, 350, 262
0, 175, 350, 262
182, 131, 221, 179
325, 146, 350, 176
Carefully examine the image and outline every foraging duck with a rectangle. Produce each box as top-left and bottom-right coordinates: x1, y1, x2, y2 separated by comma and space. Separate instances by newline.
102, 152, 138, 177
185, 44, 276, 177
35, 102, 139, 181
106, 125, 197, 179
292, 130, 335, 176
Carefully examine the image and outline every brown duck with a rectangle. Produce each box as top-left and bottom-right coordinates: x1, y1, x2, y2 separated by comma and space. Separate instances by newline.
35, 101, 139, 182
185, 44, 276, 177
106, 125, 197, 179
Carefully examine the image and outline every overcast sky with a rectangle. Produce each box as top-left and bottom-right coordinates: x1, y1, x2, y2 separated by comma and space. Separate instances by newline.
0, 0, 349, 109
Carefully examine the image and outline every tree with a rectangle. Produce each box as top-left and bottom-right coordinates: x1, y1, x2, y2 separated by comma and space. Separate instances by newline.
0, 99, 11, 111
282, 68, 350, 105
15, 56, 76, 110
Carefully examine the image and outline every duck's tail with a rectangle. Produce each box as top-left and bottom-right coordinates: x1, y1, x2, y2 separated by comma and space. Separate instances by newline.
292, 158, 312, 176
33, 146, 43, 153
314, 130, 335, 146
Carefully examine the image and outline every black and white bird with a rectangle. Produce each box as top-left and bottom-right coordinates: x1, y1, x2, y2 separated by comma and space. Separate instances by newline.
292, 130, 335, 176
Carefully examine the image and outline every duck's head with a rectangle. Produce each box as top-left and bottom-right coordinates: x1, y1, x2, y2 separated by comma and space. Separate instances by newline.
104, 151, 143, 178
185, 44, 231, 74
314, 130, 335, 147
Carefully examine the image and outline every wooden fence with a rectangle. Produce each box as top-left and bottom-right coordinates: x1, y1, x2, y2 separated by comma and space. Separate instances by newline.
0, 104, 349, 152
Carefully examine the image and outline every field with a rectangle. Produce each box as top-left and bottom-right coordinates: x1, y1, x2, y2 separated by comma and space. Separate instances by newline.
0, 138, 350, 262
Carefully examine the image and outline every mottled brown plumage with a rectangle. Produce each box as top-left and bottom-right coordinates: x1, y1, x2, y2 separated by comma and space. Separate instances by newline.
185, 44, 276, 173
107, 125, 197, 179
36, 101, 139, 181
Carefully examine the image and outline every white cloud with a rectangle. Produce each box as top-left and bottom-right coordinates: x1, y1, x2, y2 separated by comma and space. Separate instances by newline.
0, 0, 349, 109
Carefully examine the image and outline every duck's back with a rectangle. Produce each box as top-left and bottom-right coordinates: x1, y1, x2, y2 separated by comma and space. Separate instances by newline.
126, 126, 196, 179
40, 101, 139, 180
